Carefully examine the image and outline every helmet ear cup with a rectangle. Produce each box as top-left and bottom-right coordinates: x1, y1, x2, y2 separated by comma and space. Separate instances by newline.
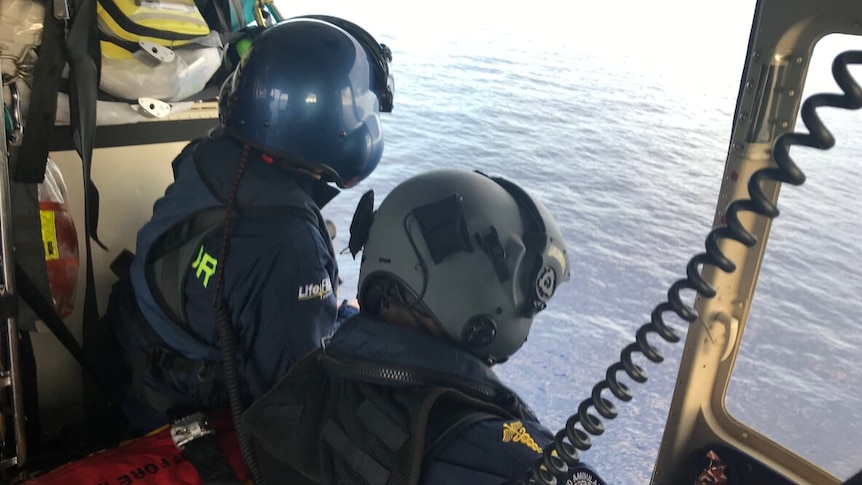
462, 315, 498, 348
488, 175, 569, 318
536, 265, 557, 302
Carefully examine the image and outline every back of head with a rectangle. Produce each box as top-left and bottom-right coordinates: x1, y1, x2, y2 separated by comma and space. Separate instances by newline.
354, 169, 571, 364
219, 16, 394, 188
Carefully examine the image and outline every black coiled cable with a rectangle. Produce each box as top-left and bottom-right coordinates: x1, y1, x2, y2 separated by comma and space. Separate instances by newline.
521, 50, 862, 485
213, 144, 264, 485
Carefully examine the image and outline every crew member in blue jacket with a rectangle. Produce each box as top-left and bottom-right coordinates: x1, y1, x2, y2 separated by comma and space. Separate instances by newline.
104, 16, 394, 433
242, 169, 607, 485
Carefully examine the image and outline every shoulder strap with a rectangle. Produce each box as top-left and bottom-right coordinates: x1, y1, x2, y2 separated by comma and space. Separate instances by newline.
146, 208, 226, 326
422, 408, 500, 463
413, 389, 515, 481
144, 199, 325, 329
183, 433, 242, 485
52, 0, 110, 433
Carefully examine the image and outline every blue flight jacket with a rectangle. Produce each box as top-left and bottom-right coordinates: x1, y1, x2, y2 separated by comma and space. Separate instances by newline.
110, 133, 347, 430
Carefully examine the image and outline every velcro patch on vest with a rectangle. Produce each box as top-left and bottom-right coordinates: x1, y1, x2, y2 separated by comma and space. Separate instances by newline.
298, 277, 333, 301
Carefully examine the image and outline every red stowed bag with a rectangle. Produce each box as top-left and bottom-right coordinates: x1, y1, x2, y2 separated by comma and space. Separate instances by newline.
38, 157, 80, 318
24, 413, 248, 485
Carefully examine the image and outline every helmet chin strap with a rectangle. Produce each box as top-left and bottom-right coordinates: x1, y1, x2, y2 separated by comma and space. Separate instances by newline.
290, 166, 324, 180
379, 303, 444, 338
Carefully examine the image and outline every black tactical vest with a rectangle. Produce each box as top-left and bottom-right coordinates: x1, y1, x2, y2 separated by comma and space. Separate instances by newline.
242, 345, 537, 485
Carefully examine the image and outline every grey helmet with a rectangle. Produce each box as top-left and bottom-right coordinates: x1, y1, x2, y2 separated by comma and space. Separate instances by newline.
355, 168, 570, 364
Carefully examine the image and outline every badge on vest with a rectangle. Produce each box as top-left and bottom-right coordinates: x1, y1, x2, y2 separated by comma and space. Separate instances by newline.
502, 421, 542, 454
298, 277, 334, 301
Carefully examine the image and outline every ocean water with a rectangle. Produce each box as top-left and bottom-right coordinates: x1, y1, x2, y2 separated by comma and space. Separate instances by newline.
283, 1, 862, 483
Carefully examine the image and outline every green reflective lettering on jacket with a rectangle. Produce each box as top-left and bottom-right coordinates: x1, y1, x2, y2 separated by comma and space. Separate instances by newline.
191, 245, 218, 288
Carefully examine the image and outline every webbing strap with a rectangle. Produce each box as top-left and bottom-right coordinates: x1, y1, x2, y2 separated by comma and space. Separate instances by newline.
14, 5, 65, 184
423, 411, 499, 463
15, 0, 106, 247
61, 0, 112, 429
184, 432, 242, 485
131, 309, 223, 415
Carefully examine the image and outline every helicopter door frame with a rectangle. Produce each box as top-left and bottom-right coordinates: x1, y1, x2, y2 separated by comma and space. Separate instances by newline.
651, 1, 862, 484
651, 0, 862, 485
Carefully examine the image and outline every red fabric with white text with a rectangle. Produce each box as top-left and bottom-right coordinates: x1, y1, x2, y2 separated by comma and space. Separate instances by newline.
24, 413, 248, 485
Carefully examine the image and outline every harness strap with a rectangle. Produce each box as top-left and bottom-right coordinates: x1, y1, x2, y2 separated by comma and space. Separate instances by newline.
423, 411, 499, 462
185, 434, 242, 485
147, 208, 226, 326
171, 412, 242, 485
110, 252, 224, 415
132, 316, 224, 415
131, 350, 174, 417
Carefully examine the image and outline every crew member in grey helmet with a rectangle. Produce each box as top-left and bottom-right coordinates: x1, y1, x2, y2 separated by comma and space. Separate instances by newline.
242, 168, 607, 485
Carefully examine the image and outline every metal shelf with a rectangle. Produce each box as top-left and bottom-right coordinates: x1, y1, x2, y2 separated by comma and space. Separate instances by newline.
49, 101, 220, 151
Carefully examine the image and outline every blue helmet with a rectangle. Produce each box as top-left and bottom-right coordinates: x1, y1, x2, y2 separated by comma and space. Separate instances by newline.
220, 16, 394, 188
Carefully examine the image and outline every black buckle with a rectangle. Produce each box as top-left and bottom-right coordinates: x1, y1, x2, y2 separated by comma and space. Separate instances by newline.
149, 346, 176, 369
